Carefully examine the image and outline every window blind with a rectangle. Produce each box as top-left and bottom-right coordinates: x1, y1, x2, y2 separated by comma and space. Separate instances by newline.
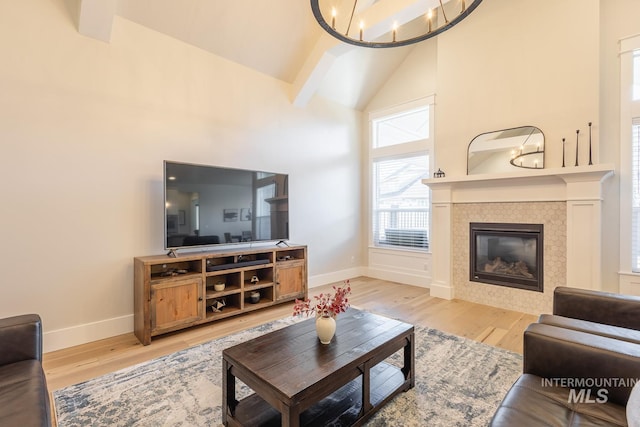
372, 155, 430, 250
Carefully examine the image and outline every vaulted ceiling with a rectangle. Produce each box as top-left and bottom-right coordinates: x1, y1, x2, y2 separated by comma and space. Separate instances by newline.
74, 0, 451, 110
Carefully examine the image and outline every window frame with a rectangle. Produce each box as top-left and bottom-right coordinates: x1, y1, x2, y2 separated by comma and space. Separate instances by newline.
619, 35, 640, 274
368, 97, 435, 252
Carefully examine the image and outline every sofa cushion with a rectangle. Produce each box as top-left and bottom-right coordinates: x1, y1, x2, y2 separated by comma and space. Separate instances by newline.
553, 287, 640, 331
539, 314, 640, 345
490, 374, 628, 426
0, 360, 51, 427
0, 314, 43, 365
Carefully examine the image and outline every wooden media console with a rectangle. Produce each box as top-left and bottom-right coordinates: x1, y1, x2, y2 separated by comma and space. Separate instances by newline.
134, 244, 307, 345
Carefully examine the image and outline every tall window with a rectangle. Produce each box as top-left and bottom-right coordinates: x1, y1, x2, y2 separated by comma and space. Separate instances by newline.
634, 52, 640, 101
370, 98, 433, 250
632, 117, 640, 271
621, 37, 640, 274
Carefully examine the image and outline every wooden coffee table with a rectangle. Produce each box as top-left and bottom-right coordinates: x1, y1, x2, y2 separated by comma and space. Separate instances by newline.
222, 308, 415, 427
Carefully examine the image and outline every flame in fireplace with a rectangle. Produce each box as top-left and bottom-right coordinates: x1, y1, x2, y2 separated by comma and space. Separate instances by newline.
483, 257, 534, 279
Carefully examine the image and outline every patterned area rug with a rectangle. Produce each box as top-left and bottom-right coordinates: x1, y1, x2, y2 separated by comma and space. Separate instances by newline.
53, 315, 522, 426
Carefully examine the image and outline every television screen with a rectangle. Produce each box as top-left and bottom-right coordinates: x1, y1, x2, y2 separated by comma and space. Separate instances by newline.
164, 161, 289, 249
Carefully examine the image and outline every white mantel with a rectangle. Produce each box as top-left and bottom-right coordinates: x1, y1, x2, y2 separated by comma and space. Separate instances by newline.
422, 164, 615, 302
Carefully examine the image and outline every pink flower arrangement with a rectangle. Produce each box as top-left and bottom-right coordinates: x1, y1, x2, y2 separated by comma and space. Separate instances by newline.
293, 280, 352, 318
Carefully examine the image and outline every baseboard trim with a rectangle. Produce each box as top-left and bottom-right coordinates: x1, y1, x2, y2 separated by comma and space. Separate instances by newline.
44, 314, 133, 353
429, 280, 454, 300
308, 267, 365, 289
44, 266, 427, 352
365, 267, 430, 288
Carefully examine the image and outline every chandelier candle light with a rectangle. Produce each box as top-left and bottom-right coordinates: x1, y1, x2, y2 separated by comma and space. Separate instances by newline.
311, 0, 483, 48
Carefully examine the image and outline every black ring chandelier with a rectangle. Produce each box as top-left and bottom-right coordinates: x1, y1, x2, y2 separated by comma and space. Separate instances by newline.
310, 0, 483, 48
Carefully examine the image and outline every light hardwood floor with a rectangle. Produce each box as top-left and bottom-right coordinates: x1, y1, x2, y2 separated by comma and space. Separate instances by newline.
44, 277, 537, 395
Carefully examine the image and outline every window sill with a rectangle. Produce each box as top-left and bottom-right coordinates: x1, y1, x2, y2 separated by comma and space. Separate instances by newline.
619, 271, 640, 297
369, 245, 431, 256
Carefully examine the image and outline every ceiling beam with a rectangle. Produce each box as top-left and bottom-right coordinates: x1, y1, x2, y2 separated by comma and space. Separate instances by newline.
291, 0, 448, 107
291, 33, 351, 107
78, 0, 117, 43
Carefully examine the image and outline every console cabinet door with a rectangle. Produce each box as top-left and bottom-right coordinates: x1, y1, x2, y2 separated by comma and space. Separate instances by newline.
275, 260, 306, 301
151, 277, 203, 334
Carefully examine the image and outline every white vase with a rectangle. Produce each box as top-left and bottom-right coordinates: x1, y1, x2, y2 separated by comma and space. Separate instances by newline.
315, 315, 336, 344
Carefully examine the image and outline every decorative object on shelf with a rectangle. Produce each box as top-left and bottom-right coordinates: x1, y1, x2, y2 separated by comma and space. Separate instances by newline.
315, 315, 337, 345
562, 138, 566, 167
575, 129, 580, 167
249, 291, 260, 304
209, 298, 226, 313
293, 280, 351, 344
468, 126, 544, 174
250, 275, 259, 284
588, 122, 593, 166
310, 0, 483, 49
434, 168, 446, 178
214, 282, 225, 292
160, 268, 188, 277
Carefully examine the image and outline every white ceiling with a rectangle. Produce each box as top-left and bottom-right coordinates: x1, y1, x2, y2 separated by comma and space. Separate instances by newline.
117, 0, 320, 84
76, 0, 441, 109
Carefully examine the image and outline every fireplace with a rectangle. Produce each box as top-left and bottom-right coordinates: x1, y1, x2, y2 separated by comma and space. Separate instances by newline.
469, 222, 543, 292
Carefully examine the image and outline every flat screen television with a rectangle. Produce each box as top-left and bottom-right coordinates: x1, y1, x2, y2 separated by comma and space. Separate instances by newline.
164, 161, 289, 250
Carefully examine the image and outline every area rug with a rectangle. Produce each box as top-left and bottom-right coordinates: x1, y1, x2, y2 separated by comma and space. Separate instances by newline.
53, 316, 522, 426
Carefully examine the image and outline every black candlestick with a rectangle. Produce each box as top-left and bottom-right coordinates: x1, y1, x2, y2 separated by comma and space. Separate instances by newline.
588, 122, 593, 165
562, 138, 566, 167
575, 129, 580, 167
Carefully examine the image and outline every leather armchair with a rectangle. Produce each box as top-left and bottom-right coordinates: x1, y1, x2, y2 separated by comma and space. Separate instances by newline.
0, 314, 51, 427
491, 287, 640, 427
491, 323, 640, 426
539, 287, 640, 344
552, 286, 640, 330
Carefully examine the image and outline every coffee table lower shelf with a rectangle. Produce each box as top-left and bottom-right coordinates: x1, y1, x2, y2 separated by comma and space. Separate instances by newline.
228, 361, 408, 427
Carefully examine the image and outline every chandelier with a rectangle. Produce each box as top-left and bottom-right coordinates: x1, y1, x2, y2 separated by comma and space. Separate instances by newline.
310, 0, 483, 48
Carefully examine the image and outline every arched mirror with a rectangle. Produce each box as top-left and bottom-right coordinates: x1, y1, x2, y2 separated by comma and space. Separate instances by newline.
467, 126, 545, 175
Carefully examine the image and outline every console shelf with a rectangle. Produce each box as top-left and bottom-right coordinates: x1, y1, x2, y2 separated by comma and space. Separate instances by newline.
134, 244, 307, 345
206, 259, 271, 272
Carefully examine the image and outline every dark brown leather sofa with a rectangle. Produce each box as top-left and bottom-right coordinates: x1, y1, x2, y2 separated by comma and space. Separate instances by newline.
0, 314, 51, 427
491, 287, 640, 426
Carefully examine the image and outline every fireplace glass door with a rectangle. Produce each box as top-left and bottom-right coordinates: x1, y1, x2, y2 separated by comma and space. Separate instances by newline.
469, 223, 543, 292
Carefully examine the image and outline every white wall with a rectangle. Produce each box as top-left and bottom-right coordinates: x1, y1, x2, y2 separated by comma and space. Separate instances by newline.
364, 0, 640, 292
366, 40, 438, 112
0, 0, 362, 351
436, 0, 599, 175
599, 0, 640, 292
363, 41, 438, 286
433, 0, 640, 292
5, 0, 638, 351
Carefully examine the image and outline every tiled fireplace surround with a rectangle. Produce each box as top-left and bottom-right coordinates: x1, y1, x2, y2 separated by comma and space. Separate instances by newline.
423, 165, 614, 315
